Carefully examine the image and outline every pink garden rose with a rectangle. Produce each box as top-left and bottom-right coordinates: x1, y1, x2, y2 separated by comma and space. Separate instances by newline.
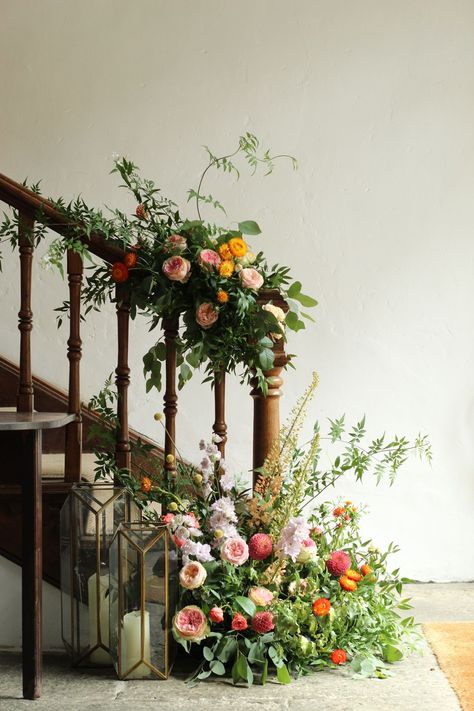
209, 606, 224, 623
196, 302, 219, 329
198, 249, 221, 271
179, 561, 207, 589
248, 586, 274, 607
239, 267, 264, 290
162, 256, 191, 283
173, 605, 210, 642
166, 234, 187, 253
220, 537, 249, 566
161, 512, 175, 525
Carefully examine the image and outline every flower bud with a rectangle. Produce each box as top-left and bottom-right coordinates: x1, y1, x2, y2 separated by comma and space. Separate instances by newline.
168, 502, 178, 512
193, 473, 203, 485
154, 412, 163, 421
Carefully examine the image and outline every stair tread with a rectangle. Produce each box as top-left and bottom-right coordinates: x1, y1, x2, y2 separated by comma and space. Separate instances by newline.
41, 452, 97, 481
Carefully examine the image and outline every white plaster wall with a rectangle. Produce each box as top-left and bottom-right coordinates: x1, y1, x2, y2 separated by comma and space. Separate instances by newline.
1, 0, 473, 648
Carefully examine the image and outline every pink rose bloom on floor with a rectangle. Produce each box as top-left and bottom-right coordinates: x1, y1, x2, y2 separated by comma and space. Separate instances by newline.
198, 248, 221, 271
162, 255, 191, 283
239, 267, 264, 290
166, 234, 187, 253
196, 302, 219, 329
248, 586, 274, 607
220, 537, 249, 566
173, 605, 210, 642
179, 561, 207, 589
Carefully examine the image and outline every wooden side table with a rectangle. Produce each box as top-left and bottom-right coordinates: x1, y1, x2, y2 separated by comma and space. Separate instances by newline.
0, 412, 76, 700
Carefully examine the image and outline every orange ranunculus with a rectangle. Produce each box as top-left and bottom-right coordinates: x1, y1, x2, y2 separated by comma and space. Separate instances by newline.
312, 597, 331, 617
333, 506, 345, 517
219, 260, 234, 278
216, 290, 229, 303
345, 569, 362, 582
124, 252, 137, 268
141, 476, 152, 493
228, 237, 248, 258
218, 243, 233, 260
111, 262, 129, 283
339, 575, 357, 592
331, 649, 347, 665
360, 564, 373, 577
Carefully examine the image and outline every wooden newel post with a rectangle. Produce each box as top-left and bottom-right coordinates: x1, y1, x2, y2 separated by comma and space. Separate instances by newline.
213, 368, 227, 457
251, 289, 289, 487
65, 250, 83, 482
163, 315, 179, 481
17, 211, 35, 413
115, 283, 131, 471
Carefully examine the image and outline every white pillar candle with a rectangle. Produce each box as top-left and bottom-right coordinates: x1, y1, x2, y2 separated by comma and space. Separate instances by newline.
87, 573, 112, 665
121, 610, 151, 678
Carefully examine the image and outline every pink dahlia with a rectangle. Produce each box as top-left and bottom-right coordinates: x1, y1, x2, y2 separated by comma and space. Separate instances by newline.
251, 611, 275, 634
326, 550, 351, 577
248, 533, 273, 561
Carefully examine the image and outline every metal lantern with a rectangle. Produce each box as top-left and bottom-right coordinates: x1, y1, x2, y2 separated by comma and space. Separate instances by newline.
109, 522, 179, 680
60, 482, 136, 666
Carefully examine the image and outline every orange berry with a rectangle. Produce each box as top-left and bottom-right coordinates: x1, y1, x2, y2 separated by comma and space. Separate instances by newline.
339, 575, 358, 592
345, 569, 362, 582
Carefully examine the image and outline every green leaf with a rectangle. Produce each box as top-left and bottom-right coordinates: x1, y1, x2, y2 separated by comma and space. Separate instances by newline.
287, 280, 318, 307
383, 645, 403, 663
238, 220, 261, 235
210, 660, 226, 675
217, 637, 238, 663
203, 646, 214, 661
285, 310, 305, 332
276, 663, 291, 685
258, 348, 275, 371
234, 596, 257, 618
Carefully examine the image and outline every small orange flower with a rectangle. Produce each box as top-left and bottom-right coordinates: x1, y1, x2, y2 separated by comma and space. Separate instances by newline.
345, 569, 362, 582
333, 507, 345, 517
312, 598, 331, 617
141, 476, 152, 493
339, 575, 358, 592
331, 649, 347, 665
124, 252, 137, 268
360, 564, 373, 577
219, 260, 234, 278
216, 290, 229, 303
218, 243, 233, 260
111, 262, 129, 283
228, 237, 248, 258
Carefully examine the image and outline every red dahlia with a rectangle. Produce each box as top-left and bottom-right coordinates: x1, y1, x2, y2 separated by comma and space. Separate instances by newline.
326, 550, 351, 577
248, 533, 273, 561
251, 611, 275, 634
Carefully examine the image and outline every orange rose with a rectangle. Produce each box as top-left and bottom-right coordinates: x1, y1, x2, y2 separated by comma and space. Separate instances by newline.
360, 564, 373, 577
228, 237, 248, 258
216, 290, 229, 303
312, 598, 331, 617
339, 575, 357, 592
141, 476, 152, 493
219, 260, 234, 278
111, 262, 129, 283
218, 243, 233, 260
345, 569, 362, 582
124, 252, 137, 268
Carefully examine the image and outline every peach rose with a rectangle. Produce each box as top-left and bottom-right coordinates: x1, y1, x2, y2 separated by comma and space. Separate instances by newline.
248, 586, 274, 607
239, 267, 264, 290
172, 605, 210, 643
162, 256, 191, 283
166, 234, 187, 253
198, 249, 221, 271
196, 302, 219, 329
220, 537, 249, 566
179, 561, 207, 589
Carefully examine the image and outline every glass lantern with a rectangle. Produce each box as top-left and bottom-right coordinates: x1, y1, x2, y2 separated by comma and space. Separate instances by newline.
109, 522, 179, 680
60, 482, 136, 666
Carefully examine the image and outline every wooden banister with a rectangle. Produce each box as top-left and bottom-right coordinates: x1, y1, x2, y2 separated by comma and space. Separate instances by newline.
64, 250, 83, 482
17, 212, 35, 413
115, 284, 131, 470
163, 316, 178, 482
213, 369, 227, 457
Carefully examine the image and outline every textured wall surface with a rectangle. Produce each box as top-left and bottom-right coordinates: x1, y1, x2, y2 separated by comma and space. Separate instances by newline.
1, 0, 473, 648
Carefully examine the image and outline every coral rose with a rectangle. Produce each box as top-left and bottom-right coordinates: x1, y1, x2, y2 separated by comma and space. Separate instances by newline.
196, 302, 219, 329
166, 234, 187, 253
248, 533, 273, 561
162, 256, 191, 283
312, 598, 331, 617
239, 267, 264, 290
297, 538, 317, 563
140, 476, 152, 493
162, 512, 175, 525
251, 611, 275, 634
179, 561, 207, 590
173, 605, 210, 642
111, 262, 129, 283
231, 613, 248, 631
339, 575, 358, 592
220, 537, 249, 566
218, 242, 233, 260
124, 252, 137, 268
209, 606, 224, 624
228, 237, 248, 258
198, 248, 221, 271
248, 586, 274, 607
219, 260, 234, 278
326, 551, 351, 577
346, 569, 362, 582
331, 649, 347, 665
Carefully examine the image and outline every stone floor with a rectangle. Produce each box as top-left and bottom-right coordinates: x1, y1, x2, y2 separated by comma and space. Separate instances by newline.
1, 583, 473, 711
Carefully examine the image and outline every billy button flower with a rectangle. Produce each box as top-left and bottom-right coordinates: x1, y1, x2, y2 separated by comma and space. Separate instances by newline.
219, 260, 234, 278
111, 262, 129, 283
228, 237, 248, 258
218, 242, 233, 260
216, 289, 229, 304
124, 251, 138, 268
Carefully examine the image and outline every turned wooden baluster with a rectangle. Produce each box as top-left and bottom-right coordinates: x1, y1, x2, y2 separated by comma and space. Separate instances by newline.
115, 283, 131, 470
213, 368, 227, 457
17, 211, 35, 412
64, 250, 83, 482
163, 316, 178, 481
251, 289, 289, 486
